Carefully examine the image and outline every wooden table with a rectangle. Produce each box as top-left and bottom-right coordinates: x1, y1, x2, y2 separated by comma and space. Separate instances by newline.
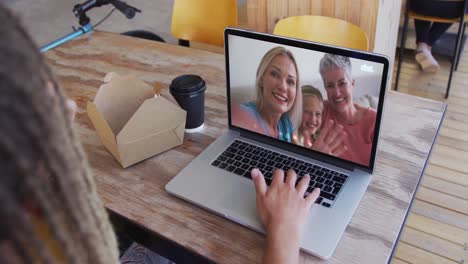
45, 31, 446, 264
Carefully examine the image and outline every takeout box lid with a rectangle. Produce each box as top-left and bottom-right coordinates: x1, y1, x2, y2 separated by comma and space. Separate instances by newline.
87, 72, 186, 168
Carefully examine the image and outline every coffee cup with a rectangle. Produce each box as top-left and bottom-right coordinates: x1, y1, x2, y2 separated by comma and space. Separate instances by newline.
169, 75, 206, 133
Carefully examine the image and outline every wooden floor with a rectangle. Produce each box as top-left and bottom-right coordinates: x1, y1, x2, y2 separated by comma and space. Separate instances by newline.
390, 42, 468, 263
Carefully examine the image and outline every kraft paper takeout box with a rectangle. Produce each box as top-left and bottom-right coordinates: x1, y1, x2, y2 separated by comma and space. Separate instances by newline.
87, 72, 186, 168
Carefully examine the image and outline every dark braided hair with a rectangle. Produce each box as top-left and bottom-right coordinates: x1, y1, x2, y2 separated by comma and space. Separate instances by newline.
0, 4, 119, 263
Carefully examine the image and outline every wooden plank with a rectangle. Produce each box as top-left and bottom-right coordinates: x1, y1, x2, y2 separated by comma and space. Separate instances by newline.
447, 95, 468, 107
447, 103, 468, 116
411, 199, 468, 231
238, 1, 249, 29
421, 175, 468, 200
391, 86, 445, 101
394, 242, 459, 264
347, 0, 361, 26
436, 135, 468, 153
288, 0, 311, 16
425, 164, 468, 187
430, 152, 468, 175
334, 0, 347, 20
359, 0, 377, 50
400, 227, 465, 263
394, 72, 449, 87
406, 213, 468, 246
396, 71, 464, 83
445, 111, 468, 124
390, 258, 410, 264
416, 186, 468, 215
322, 0, 335, 17
442, 119, 468, 134
450, 89, 468, 100
395, 71, 448, 88
247, 0, 268, 32
433, 144, 468, 163
310, 0, 322, 15
266, 0, 288, 33
395, 66, 468, 86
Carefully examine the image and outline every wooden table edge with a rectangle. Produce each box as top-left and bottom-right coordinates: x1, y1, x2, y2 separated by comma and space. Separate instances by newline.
385, 101, 448, 263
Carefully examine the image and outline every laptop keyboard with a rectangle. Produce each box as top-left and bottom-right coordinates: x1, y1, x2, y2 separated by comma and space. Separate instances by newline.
210, 140, 349, 208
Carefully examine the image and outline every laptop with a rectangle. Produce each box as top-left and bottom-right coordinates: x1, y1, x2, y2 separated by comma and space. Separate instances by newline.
166, 28, 389, 259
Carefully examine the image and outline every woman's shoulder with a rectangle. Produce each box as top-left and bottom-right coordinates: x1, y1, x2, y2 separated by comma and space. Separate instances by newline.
355, 103, 377, 118
232, 102, 260, 123
232, 102, 265, 135
240, 101, 258, 111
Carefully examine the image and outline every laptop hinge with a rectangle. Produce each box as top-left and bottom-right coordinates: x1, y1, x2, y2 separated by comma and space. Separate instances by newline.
239, 130, 356, 172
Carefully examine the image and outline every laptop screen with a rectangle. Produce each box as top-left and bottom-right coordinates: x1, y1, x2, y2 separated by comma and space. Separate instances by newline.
225, 29, 389, 171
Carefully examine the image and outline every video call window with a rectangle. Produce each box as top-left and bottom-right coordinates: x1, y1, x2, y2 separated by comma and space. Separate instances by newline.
229, 35, 384, 167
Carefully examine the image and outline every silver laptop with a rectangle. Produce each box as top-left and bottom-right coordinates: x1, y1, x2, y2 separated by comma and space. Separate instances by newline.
166, 28, 389, 259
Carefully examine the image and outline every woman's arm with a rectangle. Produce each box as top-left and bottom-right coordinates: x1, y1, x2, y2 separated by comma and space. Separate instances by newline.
251, 169, 320, 264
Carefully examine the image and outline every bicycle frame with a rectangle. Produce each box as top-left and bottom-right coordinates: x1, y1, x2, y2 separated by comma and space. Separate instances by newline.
40, 23, 93, 52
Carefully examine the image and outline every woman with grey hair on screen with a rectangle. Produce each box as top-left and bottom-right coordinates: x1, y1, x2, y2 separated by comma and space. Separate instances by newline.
318, 54, 377, 166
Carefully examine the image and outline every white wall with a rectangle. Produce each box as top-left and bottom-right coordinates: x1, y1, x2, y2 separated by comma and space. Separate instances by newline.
228, 35, 385, 104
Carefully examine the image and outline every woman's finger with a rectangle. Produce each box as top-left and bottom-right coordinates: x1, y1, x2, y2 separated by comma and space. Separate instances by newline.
296, 174, 310, 195
328, 130, 345, 149
305, 188, 321, 207
285, 169, 297, 188
316, 119, 334, 145
292, 133, 300, 145
271, 168, 285, 186
251, 168, 267, 196
332, 144, 348, 157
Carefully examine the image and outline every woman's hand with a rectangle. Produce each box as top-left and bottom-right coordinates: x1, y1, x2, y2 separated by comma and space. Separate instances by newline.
292, 129, 313, 147
251, 168, 320, 264
311, 119, 347, 156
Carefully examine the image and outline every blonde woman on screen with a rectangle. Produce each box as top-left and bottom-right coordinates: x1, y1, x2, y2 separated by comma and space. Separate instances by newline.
232, 46, 302, 143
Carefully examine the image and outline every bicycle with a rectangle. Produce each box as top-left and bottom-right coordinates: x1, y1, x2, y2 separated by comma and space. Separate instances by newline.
40, 0, 141, 52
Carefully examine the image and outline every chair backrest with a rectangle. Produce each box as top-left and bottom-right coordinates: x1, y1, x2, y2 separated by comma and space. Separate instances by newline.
408, 0, 468, 23
273, 16, 369, 51
408, 10, 468, 24
171, 0, 238, 47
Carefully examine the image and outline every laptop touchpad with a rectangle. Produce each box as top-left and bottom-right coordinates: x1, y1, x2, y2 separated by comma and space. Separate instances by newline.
219, 181, 260, 226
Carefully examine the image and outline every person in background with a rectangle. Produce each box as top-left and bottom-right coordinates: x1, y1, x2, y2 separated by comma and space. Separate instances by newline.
0, 4, 319, 264
411, 0, 468, 72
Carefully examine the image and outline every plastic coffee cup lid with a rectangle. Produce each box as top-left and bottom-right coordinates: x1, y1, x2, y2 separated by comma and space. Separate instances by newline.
169, 75, 206, 95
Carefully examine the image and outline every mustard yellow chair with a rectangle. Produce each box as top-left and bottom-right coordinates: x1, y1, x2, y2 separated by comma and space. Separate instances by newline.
273, 15, 369, 51
394, 0, 468, 98
171, 0, 238, 47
